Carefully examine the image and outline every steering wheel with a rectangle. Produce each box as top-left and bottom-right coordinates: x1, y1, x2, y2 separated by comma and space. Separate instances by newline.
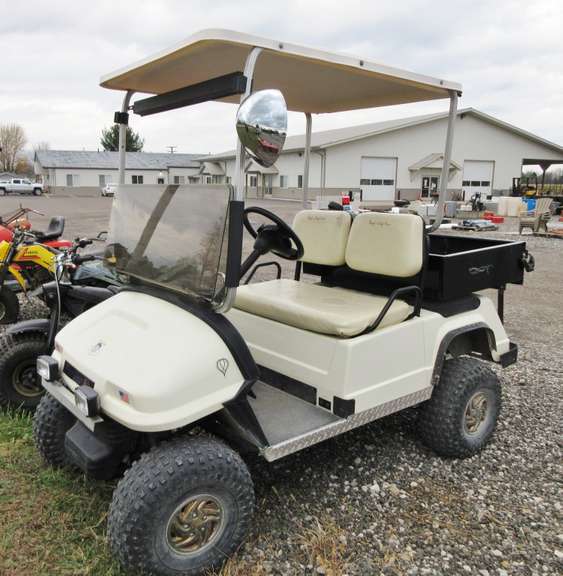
243, 206, 304, 260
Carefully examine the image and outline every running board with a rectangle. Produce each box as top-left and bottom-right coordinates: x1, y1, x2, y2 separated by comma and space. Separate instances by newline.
261, 387, 432, 462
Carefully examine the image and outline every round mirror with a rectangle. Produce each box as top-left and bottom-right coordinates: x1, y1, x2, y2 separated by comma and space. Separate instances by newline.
236, 89, 287, 168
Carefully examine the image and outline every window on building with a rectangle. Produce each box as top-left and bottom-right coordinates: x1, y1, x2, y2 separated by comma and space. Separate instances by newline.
360, 178, 370, 186
462, 180, 470, 186
99, 175, 106, 187
383, 179, 394, 186
470, 180, 480, 187
132, 175, 144, 184
188, 176, 199, 184
280, 175, 288, 188
225, 176, 231, 184
298, 175, 304, 188
481, 180, 490, 187
212, 175, 222, 184
173, 175, 185, 185
371, 179, 383, 185
206, 176, 212, 184
157, 177, 165, 184
249, 175, 258, 187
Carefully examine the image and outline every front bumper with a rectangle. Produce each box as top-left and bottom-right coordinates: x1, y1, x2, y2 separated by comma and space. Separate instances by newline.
42, 378, 104, 432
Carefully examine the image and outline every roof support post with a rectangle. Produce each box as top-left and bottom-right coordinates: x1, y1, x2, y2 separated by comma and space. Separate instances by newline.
431, 90, 458, 231
118, 90, 134, 185
302, 112, 312, 208
234, 47, 263, 202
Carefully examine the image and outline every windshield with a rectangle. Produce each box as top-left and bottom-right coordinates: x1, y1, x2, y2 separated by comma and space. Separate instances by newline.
105, 184, 231, 304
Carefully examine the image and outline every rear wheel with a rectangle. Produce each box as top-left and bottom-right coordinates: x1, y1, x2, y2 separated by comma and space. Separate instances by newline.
33, 393, 76, 468
0, 332, 48, 412
108, 435, 255, 576
0, 288, 20, 324
0, 188, 6, 196
418, 357, 501, 458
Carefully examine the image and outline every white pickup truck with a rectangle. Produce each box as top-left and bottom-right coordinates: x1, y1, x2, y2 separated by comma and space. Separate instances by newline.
0, 178, 44, 196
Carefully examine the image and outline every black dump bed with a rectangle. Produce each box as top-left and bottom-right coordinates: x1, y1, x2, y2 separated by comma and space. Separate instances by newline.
424, 234, 527, 301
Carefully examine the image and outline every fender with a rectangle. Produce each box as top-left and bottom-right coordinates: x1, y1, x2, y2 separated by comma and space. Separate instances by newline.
7, 264, 27, 291
6, 318, 50, 337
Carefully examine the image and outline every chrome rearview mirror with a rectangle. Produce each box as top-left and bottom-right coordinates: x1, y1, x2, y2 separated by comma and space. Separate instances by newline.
236, 89, 287, 167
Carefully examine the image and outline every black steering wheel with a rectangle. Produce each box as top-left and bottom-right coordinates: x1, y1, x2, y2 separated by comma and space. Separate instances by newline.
243, 206, 304, 261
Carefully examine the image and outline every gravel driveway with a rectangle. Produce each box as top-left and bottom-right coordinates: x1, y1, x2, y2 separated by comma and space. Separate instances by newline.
2, 193, 561, 575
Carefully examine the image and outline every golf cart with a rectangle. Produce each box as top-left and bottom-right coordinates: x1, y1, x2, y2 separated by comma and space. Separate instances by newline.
33, 30, 529, 576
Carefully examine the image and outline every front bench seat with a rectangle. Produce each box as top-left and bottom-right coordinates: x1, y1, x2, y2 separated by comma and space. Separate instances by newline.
234, 211, 423, 338
235, 278, 412, 337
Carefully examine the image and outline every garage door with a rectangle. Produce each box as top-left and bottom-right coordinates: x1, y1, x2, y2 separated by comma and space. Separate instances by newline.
360, 157, 397, 201
462, 161, 494, 201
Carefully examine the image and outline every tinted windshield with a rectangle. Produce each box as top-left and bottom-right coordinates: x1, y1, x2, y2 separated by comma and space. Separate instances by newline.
105, 184, 231, 304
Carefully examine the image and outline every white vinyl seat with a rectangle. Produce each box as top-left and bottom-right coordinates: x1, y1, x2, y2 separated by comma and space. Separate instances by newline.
235, 211, 423, 338
234, 279, 412, 337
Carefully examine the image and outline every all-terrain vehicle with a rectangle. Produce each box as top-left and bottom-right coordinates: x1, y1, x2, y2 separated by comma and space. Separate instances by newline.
33, 30, 532, 576
0, 237, 120, 411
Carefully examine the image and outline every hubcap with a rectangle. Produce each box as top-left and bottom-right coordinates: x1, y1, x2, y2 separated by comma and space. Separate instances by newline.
464, 391, 489, 435
166, 494, 224, 555
13, 361, 43, 398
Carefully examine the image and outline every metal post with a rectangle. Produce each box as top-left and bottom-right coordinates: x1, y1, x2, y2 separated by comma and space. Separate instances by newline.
303, 112, 312, 208
431, 90, 458, 231
118, 90, 134, 185
234, 47, 263, 202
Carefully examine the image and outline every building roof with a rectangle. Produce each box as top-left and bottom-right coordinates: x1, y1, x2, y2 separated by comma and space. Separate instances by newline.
100, 29, 461, 113
34, 150, 205, 170
203, 107, 563, 161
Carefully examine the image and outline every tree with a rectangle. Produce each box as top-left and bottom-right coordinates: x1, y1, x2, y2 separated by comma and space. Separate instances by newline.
0, 124, 27, 172
15, 157, 33, 175
100, 125, 144, 152
33, 141, 50, 152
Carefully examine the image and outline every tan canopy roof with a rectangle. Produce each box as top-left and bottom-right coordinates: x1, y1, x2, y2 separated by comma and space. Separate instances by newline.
100, 29, 461, 113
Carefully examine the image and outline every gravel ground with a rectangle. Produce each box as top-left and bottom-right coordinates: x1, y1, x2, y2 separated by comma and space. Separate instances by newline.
1, 194, 561, 575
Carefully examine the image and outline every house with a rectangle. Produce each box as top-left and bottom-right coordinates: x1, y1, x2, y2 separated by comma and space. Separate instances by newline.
34, 150, 205, 191
201, 107, 563, 202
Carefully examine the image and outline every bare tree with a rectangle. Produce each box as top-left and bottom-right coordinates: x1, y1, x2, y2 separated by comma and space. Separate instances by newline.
33, 141, 50, 152
0, 124, 27, 172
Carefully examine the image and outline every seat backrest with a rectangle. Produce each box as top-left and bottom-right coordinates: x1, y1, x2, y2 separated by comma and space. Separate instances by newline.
293, 210, 352, 266
345, 212, 424, 278
536, 197, 553, 215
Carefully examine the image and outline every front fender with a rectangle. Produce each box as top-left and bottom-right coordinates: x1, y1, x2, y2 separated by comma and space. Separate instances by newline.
7, 265, 27, 291
6, 318, 50, 337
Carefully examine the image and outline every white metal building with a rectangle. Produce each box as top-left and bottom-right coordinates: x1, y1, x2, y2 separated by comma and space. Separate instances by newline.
202, 107, 563, 201
34, 150, 204, 191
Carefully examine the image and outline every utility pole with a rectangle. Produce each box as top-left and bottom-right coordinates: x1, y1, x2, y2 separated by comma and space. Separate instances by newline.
167, 146, 177, 154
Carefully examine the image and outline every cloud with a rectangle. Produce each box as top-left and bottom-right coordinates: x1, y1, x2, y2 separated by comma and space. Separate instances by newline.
0, 0, 561, 154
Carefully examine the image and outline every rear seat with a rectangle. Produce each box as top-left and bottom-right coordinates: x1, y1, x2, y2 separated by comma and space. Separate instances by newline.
234, 210, 423, 337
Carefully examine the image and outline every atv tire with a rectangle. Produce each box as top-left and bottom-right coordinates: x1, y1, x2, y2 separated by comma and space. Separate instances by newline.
418, 357, 501, 458
108, 435, 255, 576
33, 393, 76, 468
0, 332, 48, 412
0, 288, 20, 324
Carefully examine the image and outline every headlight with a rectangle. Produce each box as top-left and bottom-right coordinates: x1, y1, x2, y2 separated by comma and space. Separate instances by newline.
37, 356, 59, 382
74, 385, 99, 417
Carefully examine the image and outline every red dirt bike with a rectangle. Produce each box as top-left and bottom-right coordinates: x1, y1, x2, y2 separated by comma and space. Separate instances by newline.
0, 206, 72, 249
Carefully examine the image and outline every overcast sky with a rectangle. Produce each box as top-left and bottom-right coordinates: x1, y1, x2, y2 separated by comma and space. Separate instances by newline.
1, 0, 561, 155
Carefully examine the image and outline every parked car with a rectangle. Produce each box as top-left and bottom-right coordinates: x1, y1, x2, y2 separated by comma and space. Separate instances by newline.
101, 183, 117, 197
0, 178, 44, 196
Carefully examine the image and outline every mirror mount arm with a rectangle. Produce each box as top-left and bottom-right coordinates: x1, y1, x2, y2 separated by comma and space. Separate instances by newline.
118, 90, 135, 185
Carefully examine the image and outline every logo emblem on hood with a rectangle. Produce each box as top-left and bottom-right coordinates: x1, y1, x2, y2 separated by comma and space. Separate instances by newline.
217, 358, 229, 376
89, 341, 105, 355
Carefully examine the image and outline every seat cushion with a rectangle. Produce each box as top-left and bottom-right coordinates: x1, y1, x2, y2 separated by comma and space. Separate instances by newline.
234, 279, 412, 337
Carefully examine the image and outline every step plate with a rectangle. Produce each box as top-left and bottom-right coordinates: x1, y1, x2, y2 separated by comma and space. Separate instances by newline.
261, 387, 432, 462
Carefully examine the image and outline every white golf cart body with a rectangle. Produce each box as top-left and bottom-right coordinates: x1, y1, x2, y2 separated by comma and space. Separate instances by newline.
42, 30, 518, 463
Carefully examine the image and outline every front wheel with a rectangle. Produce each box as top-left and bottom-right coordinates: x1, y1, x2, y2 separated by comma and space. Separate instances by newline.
0, 288, 20, 324
0, 332, 48, 412
418, 357, 501, 458
33, 188, 43, 196
108, 435, 255, 576
33, 393, 76, 468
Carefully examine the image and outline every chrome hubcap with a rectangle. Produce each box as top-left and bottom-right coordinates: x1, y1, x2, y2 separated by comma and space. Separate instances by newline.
166, 494, 224, 555
464, 391, 489, 435
13, 362, 43, 397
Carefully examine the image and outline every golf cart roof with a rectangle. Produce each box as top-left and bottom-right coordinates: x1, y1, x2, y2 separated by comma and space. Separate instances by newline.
100, 29, 462, 113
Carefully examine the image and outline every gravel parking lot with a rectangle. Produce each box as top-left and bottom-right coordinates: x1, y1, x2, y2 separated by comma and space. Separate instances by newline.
1, 192, 561, 575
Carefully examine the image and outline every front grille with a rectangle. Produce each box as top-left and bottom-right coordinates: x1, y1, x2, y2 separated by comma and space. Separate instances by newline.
63, 362, 94, 388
